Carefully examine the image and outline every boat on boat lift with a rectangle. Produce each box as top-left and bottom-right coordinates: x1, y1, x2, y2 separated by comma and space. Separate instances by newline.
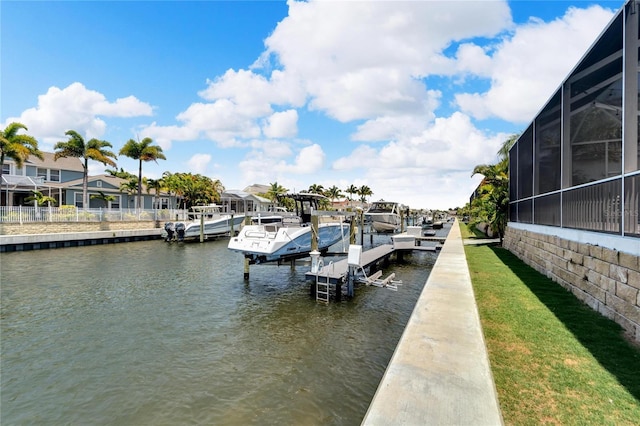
227, 192, 350, 264
163, 204, 245, 242
365, 200, 405, 233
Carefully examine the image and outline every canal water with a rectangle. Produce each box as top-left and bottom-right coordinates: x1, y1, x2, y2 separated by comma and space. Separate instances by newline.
1, 225, 449, 425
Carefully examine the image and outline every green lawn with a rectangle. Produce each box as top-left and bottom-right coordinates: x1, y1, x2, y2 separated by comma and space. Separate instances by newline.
462, 223, 640, 425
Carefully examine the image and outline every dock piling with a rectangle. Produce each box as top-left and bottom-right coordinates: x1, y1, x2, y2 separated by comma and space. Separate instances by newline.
244, 257, 250, 280
200, 213, 205, 243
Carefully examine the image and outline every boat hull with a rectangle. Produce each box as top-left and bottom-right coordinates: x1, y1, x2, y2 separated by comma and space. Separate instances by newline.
163, 215, 246, 241
184, 215, 246, 238
368, 213, 401, 233
228, 222, 350, 263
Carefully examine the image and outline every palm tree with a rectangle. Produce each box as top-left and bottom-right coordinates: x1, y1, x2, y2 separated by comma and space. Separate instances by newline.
119, 177, 139, 208
325, 185, 342, 203
210, 178, 225, 202
307, 184, 325, 195
357, 185, 373, 204
1, 122, 44, 205
471, 141, 511, 244
145, 177, 164, 209
162, 171, 182, 209
90, 191, 117, 210
497, 133, 519, 163
106, 167, 136, 180
267, 181, 288, 203
25, 190, 57, 207
345, 184, 358, 205
54, 130, 117, 209
119, 137, 166, 210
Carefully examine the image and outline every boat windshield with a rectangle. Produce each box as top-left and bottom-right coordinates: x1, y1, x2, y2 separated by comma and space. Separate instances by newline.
368, 202, 397, 213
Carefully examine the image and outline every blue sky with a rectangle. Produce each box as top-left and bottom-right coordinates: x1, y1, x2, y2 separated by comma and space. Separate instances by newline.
1, 0, 623, 209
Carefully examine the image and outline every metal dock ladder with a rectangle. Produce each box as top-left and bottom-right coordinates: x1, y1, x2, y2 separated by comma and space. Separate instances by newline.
316, 275, 330, 303
315, 261, 333, 303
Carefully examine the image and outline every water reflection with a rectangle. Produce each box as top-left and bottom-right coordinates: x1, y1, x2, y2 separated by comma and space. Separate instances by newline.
1, 226, 448, 425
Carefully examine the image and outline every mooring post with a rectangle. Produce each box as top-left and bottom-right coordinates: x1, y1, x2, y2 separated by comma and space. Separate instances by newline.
346, 265, 355, 298
244, 257, 250, 281
230, 213, 234, 236
198, 213, 204, 242
349, 216, 356, 245
311, 215, 319, 252
359, 210, 364, 245
400, 209, 404, 233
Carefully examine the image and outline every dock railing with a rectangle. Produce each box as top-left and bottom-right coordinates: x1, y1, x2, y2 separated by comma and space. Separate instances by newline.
0, 206, 188, 224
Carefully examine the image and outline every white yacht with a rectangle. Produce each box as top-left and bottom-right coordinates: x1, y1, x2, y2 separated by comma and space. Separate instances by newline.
365, 200, 404, 233
163, 204, 245, 242
227, 193, 350, 264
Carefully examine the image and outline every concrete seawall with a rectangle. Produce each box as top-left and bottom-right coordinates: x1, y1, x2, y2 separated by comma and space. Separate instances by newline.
362, 219, 503, 425
0, 229, 162, 252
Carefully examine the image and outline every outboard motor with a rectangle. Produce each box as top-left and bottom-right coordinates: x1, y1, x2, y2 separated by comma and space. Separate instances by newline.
175, 222, 186, 242
164, 222, 175, 242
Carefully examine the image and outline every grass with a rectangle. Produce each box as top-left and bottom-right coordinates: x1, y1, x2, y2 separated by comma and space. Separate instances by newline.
461, 223, 640, 425
460, 221, 488, 239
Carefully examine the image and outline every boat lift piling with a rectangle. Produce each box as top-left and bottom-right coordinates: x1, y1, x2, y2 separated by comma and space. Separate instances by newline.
243, 215, 252, 280
200, 213, 205, 243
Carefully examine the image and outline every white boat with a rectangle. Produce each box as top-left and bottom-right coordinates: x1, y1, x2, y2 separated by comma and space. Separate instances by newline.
227, 193, 350, 264
365, 200, 404, 233
163, 204, 245, 242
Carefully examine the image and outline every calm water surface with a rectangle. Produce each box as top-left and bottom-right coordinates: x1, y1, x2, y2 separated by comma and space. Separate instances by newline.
1, 227, 448, 425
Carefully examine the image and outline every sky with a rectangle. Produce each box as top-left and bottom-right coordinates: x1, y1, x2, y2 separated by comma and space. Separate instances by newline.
1, 0, 624, 210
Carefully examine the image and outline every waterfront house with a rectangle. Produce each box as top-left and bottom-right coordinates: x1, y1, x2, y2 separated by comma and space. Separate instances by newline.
1, 152, 176, 209
504, 0, 639, 342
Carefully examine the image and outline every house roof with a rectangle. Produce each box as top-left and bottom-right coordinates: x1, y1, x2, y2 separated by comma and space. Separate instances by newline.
222, 190, 271, 204
14, 151, 86, 172
243, 184, 271, 195
64, 174, 153, 192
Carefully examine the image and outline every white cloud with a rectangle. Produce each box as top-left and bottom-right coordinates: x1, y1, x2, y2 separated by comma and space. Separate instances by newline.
142, 69, 306, 148
454, 43, 493, 77
261, 0, 512, 123
455, 5, 615, 123
274, 143, 325, 174
249, 139, 293, 159
332, 145, 379, 170
262, 109, 298, 138
2, 82, 152, 147
331, 112, 509, 208
176, 100, 262, 146
238, 142, 325, 185
187, 153, 212, 175
141, 122, 199, 151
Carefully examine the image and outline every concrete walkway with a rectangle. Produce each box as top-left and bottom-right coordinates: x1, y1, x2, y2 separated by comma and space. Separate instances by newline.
362, 219, 503, 425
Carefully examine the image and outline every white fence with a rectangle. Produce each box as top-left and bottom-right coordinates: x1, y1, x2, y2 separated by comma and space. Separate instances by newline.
0, 206, 189, 224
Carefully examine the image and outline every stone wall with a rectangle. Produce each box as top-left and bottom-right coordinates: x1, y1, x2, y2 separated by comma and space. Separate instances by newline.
504, 227, 640, 343
0, 221, 160, 235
